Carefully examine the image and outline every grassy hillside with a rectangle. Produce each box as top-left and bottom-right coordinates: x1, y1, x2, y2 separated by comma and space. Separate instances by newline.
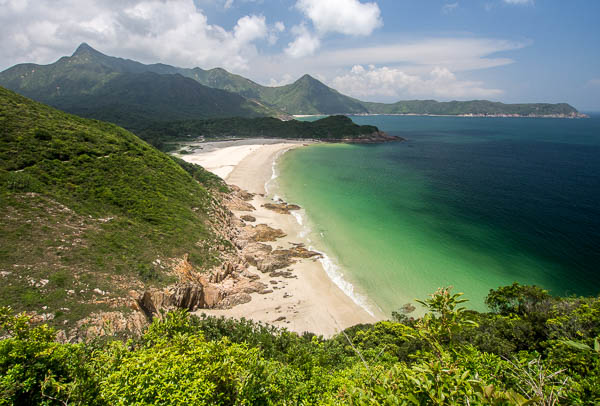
0, 86, 227, 326
138, 115, 390, 147
1, 284, 598, 404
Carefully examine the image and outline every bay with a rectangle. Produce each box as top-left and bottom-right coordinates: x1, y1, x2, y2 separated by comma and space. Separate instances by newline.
276, 115, 600, 314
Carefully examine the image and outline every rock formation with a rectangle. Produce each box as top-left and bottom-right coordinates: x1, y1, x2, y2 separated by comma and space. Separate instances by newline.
262, 202, 301, 214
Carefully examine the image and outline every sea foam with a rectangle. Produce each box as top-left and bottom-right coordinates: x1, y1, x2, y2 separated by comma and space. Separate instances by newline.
265, 146, 377, 317
265, 149, 374, 316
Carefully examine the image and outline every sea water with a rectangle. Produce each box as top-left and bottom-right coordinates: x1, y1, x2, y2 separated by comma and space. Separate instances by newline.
275, 115, 600, 315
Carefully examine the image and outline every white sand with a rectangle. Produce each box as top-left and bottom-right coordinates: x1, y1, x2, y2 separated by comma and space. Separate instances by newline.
178, 140, 383, 337
177, 144, 264, 179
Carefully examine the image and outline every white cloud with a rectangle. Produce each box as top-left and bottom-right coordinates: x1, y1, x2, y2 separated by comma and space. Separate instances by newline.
234, 15, 268, 43
246, 36, 524, 99
274, 21, 285, 32
295, 0, 382, 36
268, 73, 294, 87
284, 24, 320, 58
331, 64, 503, 100
442, 2, 459, 14
267, 21, 285, 45
302, 38, 526, 72
0, 0, 271, 71
284, 0, 382, 58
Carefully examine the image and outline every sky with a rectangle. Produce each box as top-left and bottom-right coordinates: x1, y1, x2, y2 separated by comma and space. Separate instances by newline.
1, 0, 599, 110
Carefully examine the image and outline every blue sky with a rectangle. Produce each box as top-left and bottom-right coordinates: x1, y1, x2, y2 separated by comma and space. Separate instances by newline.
1, 0, 599, 110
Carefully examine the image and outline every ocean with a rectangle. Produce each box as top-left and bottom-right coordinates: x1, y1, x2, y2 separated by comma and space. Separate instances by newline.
274, 114, 600, 315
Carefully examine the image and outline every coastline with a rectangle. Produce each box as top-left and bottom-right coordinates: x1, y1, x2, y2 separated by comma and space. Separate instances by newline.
175, 140, 382, 336
293, 113, 588, 119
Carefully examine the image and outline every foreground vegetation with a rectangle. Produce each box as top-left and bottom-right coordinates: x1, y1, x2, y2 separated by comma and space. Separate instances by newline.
1, 284, 598, 405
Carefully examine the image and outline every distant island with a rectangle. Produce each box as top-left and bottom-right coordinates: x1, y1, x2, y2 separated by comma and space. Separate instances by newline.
360, 99, 587, 118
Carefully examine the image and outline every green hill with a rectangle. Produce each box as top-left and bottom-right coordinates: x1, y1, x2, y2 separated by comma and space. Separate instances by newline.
257, 74, 368, 115
0, 86, 226, 326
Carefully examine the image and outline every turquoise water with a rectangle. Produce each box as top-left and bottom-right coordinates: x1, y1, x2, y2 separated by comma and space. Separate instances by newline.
276, 115, 600, 314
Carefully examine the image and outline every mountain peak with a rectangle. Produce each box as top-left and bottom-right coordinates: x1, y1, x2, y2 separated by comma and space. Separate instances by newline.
293, 74, 327, 89
72, 42, 101, 56
298, 74, 317, 82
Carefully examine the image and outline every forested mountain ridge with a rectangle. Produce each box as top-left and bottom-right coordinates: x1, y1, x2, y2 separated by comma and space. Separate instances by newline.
0, 43, 584, 121
0, 44, 286, 131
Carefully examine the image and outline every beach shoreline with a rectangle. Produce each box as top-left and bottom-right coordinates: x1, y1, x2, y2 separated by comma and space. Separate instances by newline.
175, 140, 382, 336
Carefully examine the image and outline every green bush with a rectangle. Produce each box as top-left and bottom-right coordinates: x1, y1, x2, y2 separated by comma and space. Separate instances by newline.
0, 308, 100, 405
0, 285, 598, 405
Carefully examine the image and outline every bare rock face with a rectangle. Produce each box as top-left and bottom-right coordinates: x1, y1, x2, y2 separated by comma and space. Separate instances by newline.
269, 269, 296, 279
261, 202, 301, 214
224, 185, 256, 211
236, 188, 255, 201
135, 283, 211, 317
240, 224, 286, 242
242, 242, 273, 266
240, 214, 256, 222
59, 311, 148, 342
132, 250, 266, 316
256, 253, 295, 273
253, 245, 322, 273
226, 200, 255, 212
217, 292, 252, 308
282, 244, 322, 259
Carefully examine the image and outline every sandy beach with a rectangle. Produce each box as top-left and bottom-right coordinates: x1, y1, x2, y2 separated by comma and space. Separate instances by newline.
176, 140, 381, 336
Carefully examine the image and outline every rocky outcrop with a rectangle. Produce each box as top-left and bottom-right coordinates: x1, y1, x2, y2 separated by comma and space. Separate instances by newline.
224, 185, 256, 211
325, 131, 404, 144
57, 310, 148, 342
242, 242, 273, 266
135, 284, 213, 316
242, 242, 321, 273
240, 214, 256, 222
239, 224, 286, 243
262, 202, 301, 214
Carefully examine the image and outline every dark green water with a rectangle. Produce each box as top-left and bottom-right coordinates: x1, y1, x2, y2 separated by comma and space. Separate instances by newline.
276, 115, 600, 314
